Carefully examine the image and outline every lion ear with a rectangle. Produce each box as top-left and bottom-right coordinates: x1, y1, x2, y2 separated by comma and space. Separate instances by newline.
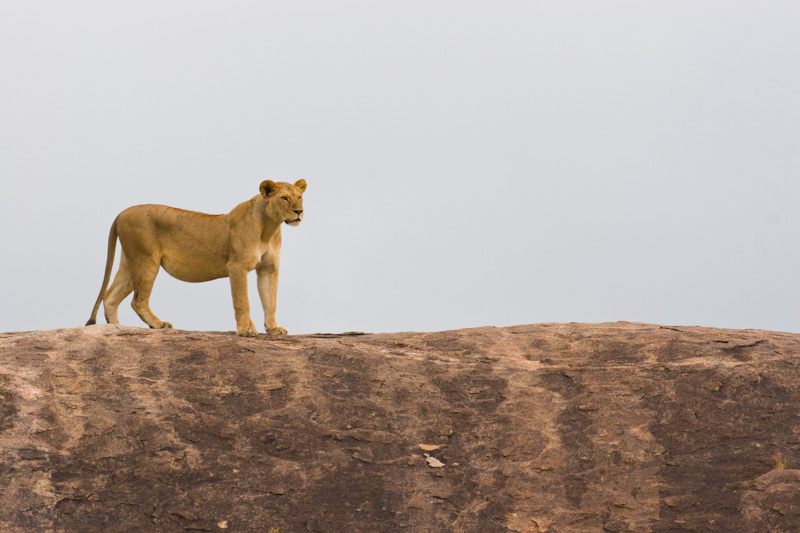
260, 180, 278, 198
294, 179, 307, 193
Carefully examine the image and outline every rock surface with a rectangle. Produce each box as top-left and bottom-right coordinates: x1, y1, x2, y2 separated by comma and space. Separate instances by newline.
1, 322, 799, 532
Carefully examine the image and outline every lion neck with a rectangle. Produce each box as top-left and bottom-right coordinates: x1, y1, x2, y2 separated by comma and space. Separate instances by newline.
254, 195, 283, 242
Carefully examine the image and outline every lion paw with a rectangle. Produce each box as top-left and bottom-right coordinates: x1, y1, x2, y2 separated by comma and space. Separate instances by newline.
237, 323, 258, 337
267, 326, 288, 336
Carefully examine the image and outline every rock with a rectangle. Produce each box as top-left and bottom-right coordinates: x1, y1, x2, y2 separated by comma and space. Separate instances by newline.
0, 322, 799, 532
426, 456, 445, 468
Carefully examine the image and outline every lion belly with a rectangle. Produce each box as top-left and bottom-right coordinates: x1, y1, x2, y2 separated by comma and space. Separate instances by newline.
155, 227, 233, 282
160, 254, 229, 283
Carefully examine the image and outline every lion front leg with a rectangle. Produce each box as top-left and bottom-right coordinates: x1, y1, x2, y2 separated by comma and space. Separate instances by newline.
257, 262, 286, 336
228, 263, 257, 337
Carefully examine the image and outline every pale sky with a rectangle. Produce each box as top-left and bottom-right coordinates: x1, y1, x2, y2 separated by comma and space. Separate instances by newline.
1, 1, 798, 335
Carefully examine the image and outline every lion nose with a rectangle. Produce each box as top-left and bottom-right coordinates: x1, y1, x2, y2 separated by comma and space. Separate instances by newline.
294, 209, 303, 216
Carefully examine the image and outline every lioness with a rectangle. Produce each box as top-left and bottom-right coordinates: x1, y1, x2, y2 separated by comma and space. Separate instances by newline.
86, 180, 306, 336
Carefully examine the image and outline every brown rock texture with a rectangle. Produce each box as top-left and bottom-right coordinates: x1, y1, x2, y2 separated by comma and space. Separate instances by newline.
1, 322, 799, 532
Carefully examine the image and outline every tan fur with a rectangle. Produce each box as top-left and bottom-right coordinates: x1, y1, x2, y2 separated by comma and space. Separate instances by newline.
86, 180, 306, 336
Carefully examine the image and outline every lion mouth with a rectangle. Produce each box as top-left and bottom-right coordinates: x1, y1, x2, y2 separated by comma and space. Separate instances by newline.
285, 219, 302, 226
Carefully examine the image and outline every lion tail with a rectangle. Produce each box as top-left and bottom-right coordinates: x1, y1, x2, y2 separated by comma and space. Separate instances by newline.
85, 217, 118, 326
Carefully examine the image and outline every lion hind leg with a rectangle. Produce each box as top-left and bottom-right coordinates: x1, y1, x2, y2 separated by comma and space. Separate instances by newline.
103, 253, 134, 324
130, 257, 172, 330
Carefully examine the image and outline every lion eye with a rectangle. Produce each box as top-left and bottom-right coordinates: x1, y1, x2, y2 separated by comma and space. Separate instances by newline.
281, 196, 289, 201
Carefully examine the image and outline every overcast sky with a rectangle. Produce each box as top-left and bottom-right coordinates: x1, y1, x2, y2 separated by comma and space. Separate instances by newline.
1, 1, 798, 335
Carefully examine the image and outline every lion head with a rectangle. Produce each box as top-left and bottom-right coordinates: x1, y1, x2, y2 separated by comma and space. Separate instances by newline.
260, 179, 306, 226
